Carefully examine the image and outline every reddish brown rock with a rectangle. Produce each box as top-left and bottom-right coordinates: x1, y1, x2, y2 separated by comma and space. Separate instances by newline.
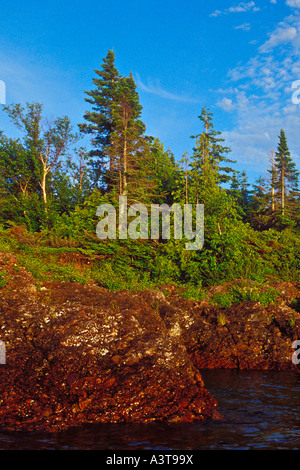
1, 250, 300, 433
151, 287, 300, 371
0, 252, 218, 432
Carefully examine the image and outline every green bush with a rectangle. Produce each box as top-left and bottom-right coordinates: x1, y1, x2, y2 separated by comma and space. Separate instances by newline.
0, 270, 8, 288
181, 283, 206, 301
210, 284, 280, 309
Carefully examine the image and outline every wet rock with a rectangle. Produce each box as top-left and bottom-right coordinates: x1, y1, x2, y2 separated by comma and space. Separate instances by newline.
0, 252, 218, 432
1, 251, 300, 432
152, 290, 300, 371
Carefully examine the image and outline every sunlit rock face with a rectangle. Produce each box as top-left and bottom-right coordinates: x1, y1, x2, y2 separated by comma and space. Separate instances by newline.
0, 252, 218, 432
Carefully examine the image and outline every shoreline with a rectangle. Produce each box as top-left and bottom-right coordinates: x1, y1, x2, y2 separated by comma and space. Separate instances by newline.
0, 250, 299, 432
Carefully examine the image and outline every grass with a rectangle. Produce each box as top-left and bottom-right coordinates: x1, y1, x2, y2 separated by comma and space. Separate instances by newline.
0, 270, 9, 288
91, 262, 157, 291
210, 283, 280, 309
181, 283, 206, 301
217, 312, 227, 325
17, 252, 91, 284
0, 224, 299, 300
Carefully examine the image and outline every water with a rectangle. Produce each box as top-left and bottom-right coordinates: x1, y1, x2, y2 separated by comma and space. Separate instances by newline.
1, 370, 300, 450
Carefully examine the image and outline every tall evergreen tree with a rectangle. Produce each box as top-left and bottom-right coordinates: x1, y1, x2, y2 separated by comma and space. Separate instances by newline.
143, 137, 177, 205
274, 129, 299, 217
190, 107, 236, 188
248, 176, 269, 230
240, 171, 251, 215
79, 50, 120, 188
267, 148, 277, 214
187, 108, 240, 237
110, 73, 146, 199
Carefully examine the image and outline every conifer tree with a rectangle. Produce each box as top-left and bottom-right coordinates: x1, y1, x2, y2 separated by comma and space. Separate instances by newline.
190, 107, 236, 189
144, 137, 177, 205
267, 148, 277, 214
248, 176, 269, 229
110, 73, 146, 199
188, 107, 239, 237
240, 171, 251, 215
229, 170, 240, 196
274, 129, 299, 217
79, 50, 120, 188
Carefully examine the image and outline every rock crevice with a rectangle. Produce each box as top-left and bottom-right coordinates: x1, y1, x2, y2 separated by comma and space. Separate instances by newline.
0, 252, 299, 432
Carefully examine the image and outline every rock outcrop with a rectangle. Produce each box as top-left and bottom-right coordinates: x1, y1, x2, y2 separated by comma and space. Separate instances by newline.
152, 284, 300, 370
0, 252, 219, 432
0, 251, 299, 432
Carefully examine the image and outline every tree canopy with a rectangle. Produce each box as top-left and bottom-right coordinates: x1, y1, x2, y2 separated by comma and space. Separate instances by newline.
1, 50, 300, 288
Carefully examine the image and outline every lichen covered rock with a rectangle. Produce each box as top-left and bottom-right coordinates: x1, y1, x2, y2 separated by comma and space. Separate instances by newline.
1, 251, 299, 433
0, 252, 218, 432
152, 286, 300, 370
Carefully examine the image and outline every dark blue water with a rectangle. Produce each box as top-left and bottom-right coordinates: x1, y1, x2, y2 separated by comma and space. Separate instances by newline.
1, 370, 300, 450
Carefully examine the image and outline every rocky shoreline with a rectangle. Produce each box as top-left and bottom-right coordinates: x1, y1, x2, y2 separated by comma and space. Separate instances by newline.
0, 251, 299, 432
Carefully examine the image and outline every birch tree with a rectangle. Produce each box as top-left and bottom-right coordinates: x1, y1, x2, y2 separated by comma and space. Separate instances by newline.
3, 103, 78, 219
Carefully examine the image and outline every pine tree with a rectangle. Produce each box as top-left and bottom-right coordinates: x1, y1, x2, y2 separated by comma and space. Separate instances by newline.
187, 108, 240, 237
229, 170, 240, 197
110, 73, 148, 200
274, 129, 299, 217
248, 176, 269, 230
172, 152, 192, 205
79, 50, 120, 188
144, 137, 177, 205
267, 148, 277, 214
190, 107, 236, 188
240, 171, 251, 214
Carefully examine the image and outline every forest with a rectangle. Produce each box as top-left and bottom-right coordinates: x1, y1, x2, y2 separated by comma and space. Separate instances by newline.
0, 49, 300, 296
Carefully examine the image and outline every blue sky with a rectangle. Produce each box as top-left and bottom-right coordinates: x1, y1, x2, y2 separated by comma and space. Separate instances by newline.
1, 0, 300, 184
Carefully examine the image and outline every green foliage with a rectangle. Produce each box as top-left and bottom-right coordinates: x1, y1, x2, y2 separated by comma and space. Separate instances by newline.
91, 261, 155, 291
0, 270, 9, 288
0, 51, 300, 296
79, 49, 120, 187
181, 283, 206, 301
210, 283, 280, 309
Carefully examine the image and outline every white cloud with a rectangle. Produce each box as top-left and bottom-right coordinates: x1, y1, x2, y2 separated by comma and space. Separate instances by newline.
259, 23, 298, 52
215, 11, 300, 176
135, 74, 201, 103
210, 1, 260, 17
210, 9, 222, 18
286, 0, 300, 8
228, 1, 260, 13
217, 97, 235, 111
234, 23, 251, 30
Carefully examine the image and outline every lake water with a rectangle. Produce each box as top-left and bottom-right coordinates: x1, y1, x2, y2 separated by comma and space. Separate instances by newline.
1, 369, 300, 450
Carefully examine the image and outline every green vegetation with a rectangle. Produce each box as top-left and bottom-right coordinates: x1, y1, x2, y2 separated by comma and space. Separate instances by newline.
0, 270, 9, 288
210, 284, 280, 309
1, 50, 300, 299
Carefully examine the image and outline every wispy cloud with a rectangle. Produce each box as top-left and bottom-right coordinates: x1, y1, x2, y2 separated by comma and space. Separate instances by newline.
217, 97, 235, 111
213, 10, 300, 176
234, 22, 251, 31
210, 1, 260, 18
286, 0, 300, 8
259, 23, 298, 52
135, 74, 201, 103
